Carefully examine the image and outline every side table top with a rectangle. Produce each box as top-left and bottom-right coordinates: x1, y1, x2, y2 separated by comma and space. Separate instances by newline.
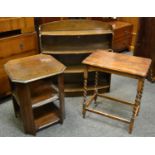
82, 50, 151, 77
5, 54, 66, 83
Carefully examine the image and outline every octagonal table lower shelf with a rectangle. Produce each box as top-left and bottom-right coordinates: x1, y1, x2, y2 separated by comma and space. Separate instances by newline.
33, 103, 60, 130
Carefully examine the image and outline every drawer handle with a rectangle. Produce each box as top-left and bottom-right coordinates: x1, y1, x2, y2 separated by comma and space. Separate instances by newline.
19, 43, 24, 50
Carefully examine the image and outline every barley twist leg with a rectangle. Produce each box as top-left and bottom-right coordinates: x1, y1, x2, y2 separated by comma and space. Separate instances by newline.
94, 71, 98, 106
83, 66, 88, 118
129, 79, 144, 134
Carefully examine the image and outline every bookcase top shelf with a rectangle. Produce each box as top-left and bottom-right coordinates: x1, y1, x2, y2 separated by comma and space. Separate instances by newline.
39, 19, 113, 36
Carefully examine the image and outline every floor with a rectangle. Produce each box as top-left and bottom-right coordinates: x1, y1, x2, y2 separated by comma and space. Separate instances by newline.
0, 73, 155, 137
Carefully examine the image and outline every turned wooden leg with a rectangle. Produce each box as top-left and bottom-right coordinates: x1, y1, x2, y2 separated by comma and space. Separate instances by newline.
136, 80, 144, 116
94, 71, 98, 106
83, 66, 88, 118
148, 66, 155, 82
58, 74, 65, 124
129, 78, 144, 134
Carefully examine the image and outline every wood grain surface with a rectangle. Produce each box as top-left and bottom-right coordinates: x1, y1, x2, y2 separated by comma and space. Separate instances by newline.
83, 50, 151, 77
5, 54, 66, 83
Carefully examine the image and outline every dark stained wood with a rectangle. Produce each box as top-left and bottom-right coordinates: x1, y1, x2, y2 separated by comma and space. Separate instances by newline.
82, 50, 151, 133
134, 17, 155, 82
41, 41, 111, 55
29, 80, 58, 107
5, 54, 66, 135
16, 83, 36, 135
83, 50, 151, 78
58, 74, 65, 122
34, 103, 60, 130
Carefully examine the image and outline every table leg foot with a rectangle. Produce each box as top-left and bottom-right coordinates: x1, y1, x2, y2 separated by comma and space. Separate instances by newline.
128, 119, 134, 134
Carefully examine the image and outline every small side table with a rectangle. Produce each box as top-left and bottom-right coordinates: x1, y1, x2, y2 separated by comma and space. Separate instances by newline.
5, 54, 66, 135
82, 50, 151, 133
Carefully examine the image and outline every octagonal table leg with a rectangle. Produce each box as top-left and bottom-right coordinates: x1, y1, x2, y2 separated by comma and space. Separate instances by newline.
58, 74, 65, 123
16, 83, 36, 135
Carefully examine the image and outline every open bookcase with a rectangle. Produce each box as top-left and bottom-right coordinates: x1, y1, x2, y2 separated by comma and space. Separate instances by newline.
39, 19, 113, 95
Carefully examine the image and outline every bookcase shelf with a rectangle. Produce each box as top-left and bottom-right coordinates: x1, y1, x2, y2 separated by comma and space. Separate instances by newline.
64, 65, 95, 74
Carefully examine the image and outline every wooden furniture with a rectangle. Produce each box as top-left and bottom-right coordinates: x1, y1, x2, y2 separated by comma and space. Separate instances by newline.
0, 17, 35, 33
117, 17, 140, 51
90, 18, 133, 52
82, 50, 151, 133
5, 54, 66, 135
109, 21, 133, 52
0, 17, 38, 98
134, 17, 155, 82
35, 17, 90, 25
36, 17, 67, 25
39, 19, 113, 95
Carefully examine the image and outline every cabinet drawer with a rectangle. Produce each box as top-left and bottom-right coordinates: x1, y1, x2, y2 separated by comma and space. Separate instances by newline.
0, 17, 34, 33
0, 32, 38, 59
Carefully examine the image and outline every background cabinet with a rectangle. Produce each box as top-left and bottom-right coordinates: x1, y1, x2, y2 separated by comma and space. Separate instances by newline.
117, 17, 140, 52
134, 17, 155, 82
0, 17, 39, 98
90, 18, 133, 52
39, 19, 113, 95
109, 21, 133, 52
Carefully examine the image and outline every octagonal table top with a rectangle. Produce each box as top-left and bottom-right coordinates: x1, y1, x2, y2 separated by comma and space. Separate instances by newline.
5, 54, 66, 83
